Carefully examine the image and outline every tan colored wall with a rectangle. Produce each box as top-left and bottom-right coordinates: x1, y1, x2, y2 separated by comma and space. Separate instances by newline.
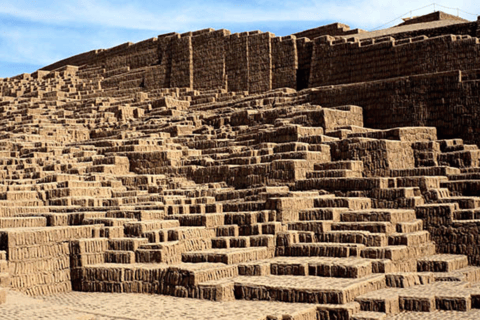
0, 225, 100, 295
309, 34, 480, 87
309, 70, 480, 146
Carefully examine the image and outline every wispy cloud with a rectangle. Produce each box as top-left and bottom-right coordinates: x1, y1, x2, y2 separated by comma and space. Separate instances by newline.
0, 0, 478, 77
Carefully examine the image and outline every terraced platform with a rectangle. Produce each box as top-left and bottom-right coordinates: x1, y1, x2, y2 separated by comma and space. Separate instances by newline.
0, 9, 480, 320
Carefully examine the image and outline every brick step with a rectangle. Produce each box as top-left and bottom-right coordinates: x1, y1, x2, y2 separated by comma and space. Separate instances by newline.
156, 226, 216, 242
385, 272, 435, 288
314, 197, 372, 210
182, 247, 272, 264
314, 160, 364, 171
332, 222, 396, 234
233, 274, 386, 304
223, 211, 272, 225
0, 217, 47, 228
280, 243, 365, 258
361, 243, 436, 261
136, 241, 184, 264
238, 222, 286, 236
221, 201, 266, 212
211, 235, 275, 249
83, 218, 136, 227
0, 191, 39, 201
296, 178, 389, 193
433, 266, 480, 282
105, 209, 165, 221
166, 213, 225, 228
269, 256, 373, 279
165, 203, 208, 215
340, 209, 416, 224
370, 187, 421, 200
388, 231, 431, 246
115, 195, 164, 205
317, 231, 388, 247
123, 220, 180, 237
104, 250, 135, 264
0, 200, 44, 207
108, 238, 149, 251
417, 254, 469, 272
287, 220, 332, 233
307, 170, 362, 178
48, 197, 104, 207
448, 173, 480, 181
436, 197, 480, 209
356, 281, 479, 313
46, 187, 113, 199
79, 262, 238, 292
390, 166, 460, 177
453, 209, 480, 220
298, 207, 348, 221
396, 220, 423, 233
56, 180, 103, 188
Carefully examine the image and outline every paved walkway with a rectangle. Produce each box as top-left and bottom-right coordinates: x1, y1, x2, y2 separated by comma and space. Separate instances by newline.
0, 290, 316, 320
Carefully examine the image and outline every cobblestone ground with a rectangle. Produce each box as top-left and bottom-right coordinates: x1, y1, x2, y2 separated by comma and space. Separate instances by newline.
386, 310, 480, 320
0, 290, 318, 320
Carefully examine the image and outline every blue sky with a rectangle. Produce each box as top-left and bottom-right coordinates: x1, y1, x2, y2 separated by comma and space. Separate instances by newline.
0, 0, 478, 78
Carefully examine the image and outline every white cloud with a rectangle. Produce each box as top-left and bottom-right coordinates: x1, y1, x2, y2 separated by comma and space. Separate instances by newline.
0, 0, 477, 31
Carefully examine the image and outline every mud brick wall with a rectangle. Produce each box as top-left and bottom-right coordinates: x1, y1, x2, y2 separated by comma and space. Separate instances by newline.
105, 38, 160, 70
156, 34, 177, 88
417, 204, 480, 266
309, 34, 480, 87
248, 32, 273, 94
170, 35, 193, 89
272, 36, 297, 90
0, 225, 100, 295
144, 65, 168, 89
296, 38, 313, 90
309, 70, 480, 146
328, 138, 414, 177
192, 29, 230, 91
225, 33, 249, 92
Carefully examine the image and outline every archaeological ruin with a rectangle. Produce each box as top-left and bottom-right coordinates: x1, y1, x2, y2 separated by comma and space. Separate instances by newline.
1, 10, 480, 319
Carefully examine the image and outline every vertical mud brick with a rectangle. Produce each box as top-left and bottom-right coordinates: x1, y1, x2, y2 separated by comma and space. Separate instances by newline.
272, 35, 297, 90
225, 32, 249, 92
192, 29, 230, 91
248, 32, 274, 93
170, 34, 193, 89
